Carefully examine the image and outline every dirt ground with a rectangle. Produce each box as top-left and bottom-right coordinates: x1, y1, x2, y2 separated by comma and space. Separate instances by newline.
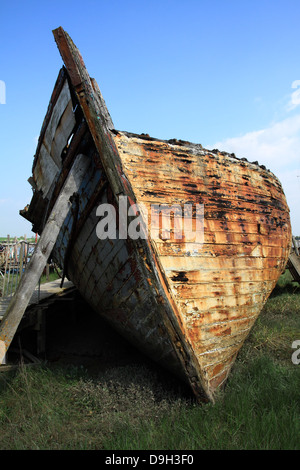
9, 289, 190, 397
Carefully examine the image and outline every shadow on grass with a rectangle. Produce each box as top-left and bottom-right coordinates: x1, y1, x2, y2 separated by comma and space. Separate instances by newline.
270, 269, 299, 298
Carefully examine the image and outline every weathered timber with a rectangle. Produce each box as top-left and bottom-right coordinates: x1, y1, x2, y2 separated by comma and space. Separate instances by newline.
292, 236, 299, 256
53, 27, 124, 197
20, 27, 292, 403
287, 252, 300, 283
0, 154, 89, 364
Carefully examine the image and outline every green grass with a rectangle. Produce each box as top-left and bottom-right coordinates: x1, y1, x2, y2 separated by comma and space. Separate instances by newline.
0, 237, 36, 242
1, 271, 60, 299
0, 272, 299, 450
40, 270, 60, 284
108, 356, 299, 450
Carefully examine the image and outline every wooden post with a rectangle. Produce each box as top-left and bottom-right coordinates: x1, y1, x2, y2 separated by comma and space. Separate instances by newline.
2, 235, 9, 297
3, 235, 10, 298
24, 235, 28, 263
292, 236, 299, 257
0, 153, 89, 364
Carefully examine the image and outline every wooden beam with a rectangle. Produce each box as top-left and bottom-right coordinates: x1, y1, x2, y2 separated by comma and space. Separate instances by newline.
292, 236, 299, 256
0, 153, 90, 364
53, 26, 124, 197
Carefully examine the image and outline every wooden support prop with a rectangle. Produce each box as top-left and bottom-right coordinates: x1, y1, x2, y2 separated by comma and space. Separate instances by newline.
292, 236, 299, 257
0, 153, 89, 364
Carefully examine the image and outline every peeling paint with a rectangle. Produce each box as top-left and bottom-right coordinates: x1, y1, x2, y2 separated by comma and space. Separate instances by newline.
21, 28, 291, 403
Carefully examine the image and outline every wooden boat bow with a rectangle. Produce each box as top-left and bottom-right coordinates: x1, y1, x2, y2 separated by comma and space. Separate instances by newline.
18, 27, 291, 403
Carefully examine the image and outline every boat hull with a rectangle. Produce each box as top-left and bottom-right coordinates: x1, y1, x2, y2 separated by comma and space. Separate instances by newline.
21, 28, 292, 402
113, 131, 291, 391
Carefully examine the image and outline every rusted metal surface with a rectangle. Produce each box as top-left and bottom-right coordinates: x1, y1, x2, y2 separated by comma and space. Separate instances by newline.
21, 27, 291, 402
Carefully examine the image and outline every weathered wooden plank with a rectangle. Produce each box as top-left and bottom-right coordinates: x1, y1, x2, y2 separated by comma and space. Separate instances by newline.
32, 67, 67, 169
134, 191, 287, 215
95, 266, 140, 310
171, 279, 275, 299
182, 305, 263, 329
287, 252, 300, 283
168, 268, 280, 284
91, 77, 114, 129
0, 154, 89, 364
53, 27, 124, 197
42, 78, 75, 166
33, 144, 60, 198
32, 79, 76, 200
122, 168, 283, 202
154, 241, 286, 258
115, 132, 284, 190
45, 122, 89, 219
195, 328, 252, 356
176, 292, 267, 314
154, 233, 289, 248
50, 100, 76, 165
159, 255, 283, 272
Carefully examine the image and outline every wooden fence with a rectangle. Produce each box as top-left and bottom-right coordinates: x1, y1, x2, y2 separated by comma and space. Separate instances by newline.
0, 235, 37, 301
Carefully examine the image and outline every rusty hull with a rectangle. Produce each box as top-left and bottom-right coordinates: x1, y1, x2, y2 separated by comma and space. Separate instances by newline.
21, 27, 291, 402
113, 131, 291, 391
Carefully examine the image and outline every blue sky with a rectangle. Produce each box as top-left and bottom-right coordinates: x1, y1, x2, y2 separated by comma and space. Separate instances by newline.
0, 0, 299, 236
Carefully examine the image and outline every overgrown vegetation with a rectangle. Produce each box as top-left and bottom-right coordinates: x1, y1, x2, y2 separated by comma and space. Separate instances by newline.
0, 270, 299, 450
0, 237, 36, 242
40, 269, 61, 284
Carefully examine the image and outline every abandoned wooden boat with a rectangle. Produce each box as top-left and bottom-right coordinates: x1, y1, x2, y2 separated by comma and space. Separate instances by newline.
21, 27, 291, 402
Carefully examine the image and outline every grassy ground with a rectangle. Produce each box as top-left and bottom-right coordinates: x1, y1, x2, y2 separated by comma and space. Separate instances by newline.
1, 268, 60, 297
40, 270, 61, 284
0, 270, 299, 450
